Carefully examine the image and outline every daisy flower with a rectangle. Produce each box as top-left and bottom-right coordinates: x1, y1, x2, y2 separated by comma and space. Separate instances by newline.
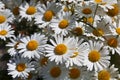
19, 1, 40, 21
45, 35, 75, 64
86, 19, 112, 41
96, 3, 119, 18
105, 3, 120, 17
84, 40, 110, 71
41, 61, 68, 80
109, 19, 120, 36
65, 38, 89, 67
0, 23, 15, 41
94, 64, 119, 80
6, 34, 23, 56
85, 19, 112, 41
49, 12, 75, 36
93, 0, 117, 4
71, 21, 86, 36
3, 0, 22, 17
34, 54, 49, 67
31, 54, 49, 77
104, 36, 120, 55
75, 2, 96, 18
17, 33, 47, 59
0, 9, 14, 25
91, 0, 117, 12
7, 55, 35, 79
34, 1, 62, 28
65, 66, 94, 80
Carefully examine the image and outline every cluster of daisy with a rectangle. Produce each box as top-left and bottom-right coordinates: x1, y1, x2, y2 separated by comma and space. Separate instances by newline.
0, 0, 120, 80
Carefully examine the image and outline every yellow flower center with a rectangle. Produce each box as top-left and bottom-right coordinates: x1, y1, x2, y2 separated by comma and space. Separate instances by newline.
0, 30, 7, 36
43, 10, 54, 21
69, 68, 80, 79
87, 17, 94, 24
107, 38, 118, 48
92, 28, 104, 37
50, 67, 61, 78
13, 7, 19, 15
72, 27, 83, 36
98, 70, 110, 80
16, 63, 26, 72
54, 44, 67, 55
0, 15, 6, 24
63, 6, 69, 12
59, 19, 69, 29
116, 28, 120, 35
27, 40, 38, 51
70, 52, 79, 58
88, 50, 101, 62
82, 8, 92, 15
106, 4, 119, 17
26, 6, 36, 15
40, 57, 48, 66
95, 0, 102, 3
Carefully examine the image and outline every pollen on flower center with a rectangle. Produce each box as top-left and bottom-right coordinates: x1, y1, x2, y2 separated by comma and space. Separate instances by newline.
87, 17, 94, 24
40, 57, 48, 66
16, 63, 26, 72
26, 6, 36, 15
69, 68, 80, 79
70, 52, 79, 58
98, 70, 110, 80
116, 28, 120, 35
0, 15, 6, 24
13, 7, 19, 15
107, 38, 118, 48
106, 4, 119, 17
63, 6, 69, 12
95, 0, 102, 3
50, 67, 61, 78
0, 30, 7, 36
72, 27, 83, 36
54, 44, 67, 55
92, 28, 104, 36
27, 40, 38, 51
43, 10, 54, 21
88, 50, 101, 62
59, 19, 69, 29
82, 8, 92, 15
